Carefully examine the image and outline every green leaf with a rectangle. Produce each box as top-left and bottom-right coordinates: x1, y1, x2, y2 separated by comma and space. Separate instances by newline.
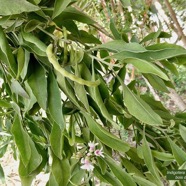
20, 49, 30, 80
93, 40, 147, 52
50, 124, 63, 159
56, 71, 81, 109
94, 167, 122, 186
24, 19, 44, 32
48, 72, 65, 130
105, 155, 136, 186
27, 64, 47, 110
121, 157, 145, 178
110, 19, 121, 39
21, 31, 47, 57
112, 66, 126, 94
179, 124, 186, 143
140, 31, 171, 43
53, 0, 75, 19
17, 47, 25, 79
83, 112, 130, 153
133, 175, 157, 186
0, 100, 11, 108
68, 116, 76, 146
75, 30, 101, 44
120, 0, 131, 7
10, 79, 29, 99
142, 134, 163, 186
11, 115, 31, 167
168, 137, 186, 165
0, 0, 40, 16
47, 173, 58, 186
144, 74, 169, 92
123, 85, 163, 125
23, 81, 37, 113
52, 156, 71, 186
68, 169, 85, 186
122, 58, 169, 81
152, 150, 174, 161
74, 64, 90, 112
160, 60, 178, 76
0, 164, 5, 184
0, 26, 17, 77
53, 7, 96, 26
111, 47, 186, 62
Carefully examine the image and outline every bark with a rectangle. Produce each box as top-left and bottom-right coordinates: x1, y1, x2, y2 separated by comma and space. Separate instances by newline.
168, 88, 186, 112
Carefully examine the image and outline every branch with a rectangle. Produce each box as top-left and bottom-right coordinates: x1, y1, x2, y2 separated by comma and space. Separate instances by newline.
164, 0, 186, 47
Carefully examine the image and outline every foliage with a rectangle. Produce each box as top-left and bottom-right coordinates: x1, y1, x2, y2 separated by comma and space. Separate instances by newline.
0, 0, 186, 186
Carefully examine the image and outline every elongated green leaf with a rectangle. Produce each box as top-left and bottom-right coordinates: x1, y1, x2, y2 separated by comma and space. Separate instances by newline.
152, 150, 174, 161
52, 156, 71, 186
0, 164, 5, 184
10, 79, 29, 99
121, 157, 145, 178
140, 31, 171, 43
74, 64, 90, 112
24, 19, 44, 32
179, 124, 186, 143
28, 64, 47, 110
0, 0, 40, 16
160, 60, 178, 76
68, 116, 76, 146
53, 7, 96, 26
19, 140, 42, 183
0, 26, 17, 76
93, 40, 147, 52
133, 175, 157, 186
50, 124, 63, 159
168, 137, 186, 165
20, 49, 30, 80
0, 100, 11, 108
146, 43, 185, 51
110, 19, 121, 39
21, 31, 47, 56
120, 0, 131, 7
123, 58, 169, 81
17, 47, 25, 79
94, 167, 122, 186
23, 81, 37, 112
47, 173, 58, 186
142, 135, 163, 186
112, 66, 126, 94
53, 0, 76, 19
83, 112, 130, 153
105, 155, 136, 186
68, 169, 85, 186
11, 115, 31, 167
123, 85, 163, 125
111, 48, 186, 62
56, 71, 82, 109
48, 72, 65, 130
144, 74, 169, 92
75, 30, 101, 44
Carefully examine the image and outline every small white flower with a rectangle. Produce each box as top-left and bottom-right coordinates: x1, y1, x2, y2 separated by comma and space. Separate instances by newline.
88, 141, 98, 152
94, 148, 104, 158
80, 158, 94, 171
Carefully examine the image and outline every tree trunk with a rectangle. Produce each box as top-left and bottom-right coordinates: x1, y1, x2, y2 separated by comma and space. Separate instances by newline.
168, 88, 186, 112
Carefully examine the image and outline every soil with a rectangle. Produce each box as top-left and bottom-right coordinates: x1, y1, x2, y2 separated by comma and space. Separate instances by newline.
0, 151, 49, 186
